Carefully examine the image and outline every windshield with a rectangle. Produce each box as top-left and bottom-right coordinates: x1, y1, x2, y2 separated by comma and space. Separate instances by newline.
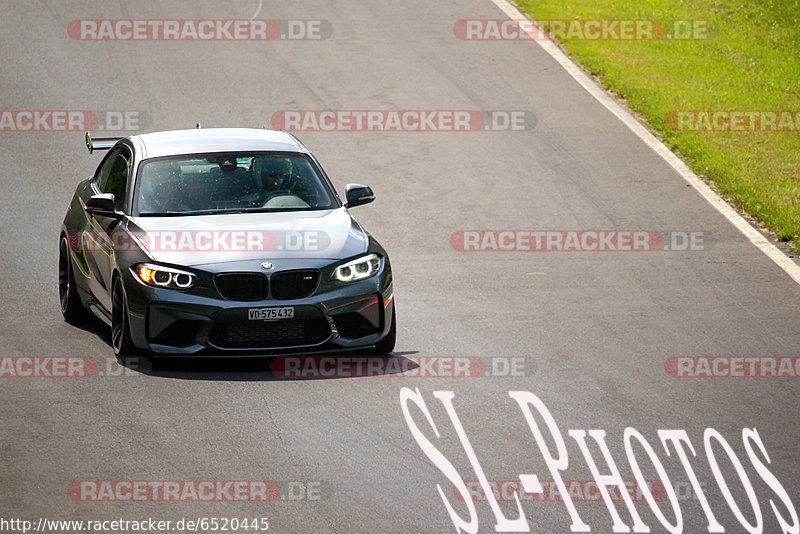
134, 152, 337, 216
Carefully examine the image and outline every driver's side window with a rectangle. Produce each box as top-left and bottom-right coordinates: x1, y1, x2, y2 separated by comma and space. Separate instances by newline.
95, 147, 131, 211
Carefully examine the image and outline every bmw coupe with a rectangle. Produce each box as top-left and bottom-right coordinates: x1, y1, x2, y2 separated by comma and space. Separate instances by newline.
59, 128, 395, 358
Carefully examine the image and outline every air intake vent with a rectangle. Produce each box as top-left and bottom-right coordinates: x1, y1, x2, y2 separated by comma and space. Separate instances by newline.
208, 319, 330, 349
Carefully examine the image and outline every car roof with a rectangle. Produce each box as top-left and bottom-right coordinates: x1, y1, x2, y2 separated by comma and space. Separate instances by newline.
131, 128, 308, 159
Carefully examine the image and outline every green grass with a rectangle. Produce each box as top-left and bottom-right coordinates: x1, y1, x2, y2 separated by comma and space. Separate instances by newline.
515, 0, 800, 249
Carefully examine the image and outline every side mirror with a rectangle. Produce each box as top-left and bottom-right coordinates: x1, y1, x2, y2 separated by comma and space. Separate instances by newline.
85, 193, 120, 218
344, 184, 375, 208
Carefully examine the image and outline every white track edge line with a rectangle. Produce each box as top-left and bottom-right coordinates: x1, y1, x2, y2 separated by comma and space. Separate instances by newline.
489, 0, 800, 286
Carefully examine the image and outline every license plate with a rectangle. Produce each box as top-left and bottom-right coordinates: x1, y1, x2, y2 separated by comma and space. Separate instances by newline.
248, 306, 294, 321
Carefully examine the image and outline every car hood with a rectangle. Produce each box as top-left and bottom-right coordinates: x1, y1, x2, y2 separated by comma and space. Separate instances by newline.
126, 208, 368, 267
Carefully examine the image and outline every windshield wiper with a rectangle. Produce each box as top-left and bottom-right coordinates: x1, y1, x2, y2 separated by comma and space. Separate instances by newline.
138, 211, 188, 217
237, 207, 327, 213
139, 206, 328, 216
139, 209, 247, 216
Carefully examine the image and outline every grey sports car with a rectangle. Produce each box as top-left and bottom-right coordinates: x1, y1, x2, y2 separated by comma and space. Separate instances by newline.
59, 127, 395, 358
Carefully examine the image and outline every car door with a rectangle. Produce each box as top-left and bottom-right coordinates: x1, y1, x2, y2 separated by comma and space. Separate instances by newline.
84, 146, 131, 315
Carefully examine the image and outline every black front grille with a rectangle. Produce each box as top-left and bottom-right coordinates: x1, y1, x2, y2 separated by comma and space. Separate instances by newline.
270, 270, 319, 299
215, 273, 268, 301
208, 319, 330, 349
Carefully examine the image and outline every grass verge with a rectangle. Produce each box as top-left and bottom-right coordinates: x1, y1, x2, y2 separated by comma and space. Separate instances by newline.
514, 0, 800, 250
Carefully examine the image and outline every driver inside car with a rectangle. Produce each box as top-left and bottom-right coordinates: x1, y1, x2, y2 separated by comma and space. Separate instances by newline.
253, 156, 293, 193
252, 156, 306, 208
245, 156, 314, 208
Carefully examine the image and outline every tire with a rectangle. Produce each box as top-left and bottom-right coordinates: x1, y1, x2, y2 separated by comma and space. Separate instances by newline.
111, 276, 136, 358
59, 236, 87, 324
373, 302, 396, 355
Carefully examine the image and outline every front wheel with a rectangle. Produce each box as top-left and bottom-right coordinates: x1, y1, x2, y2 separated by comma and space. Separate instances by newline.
59, 236, 87, 324
373, 303, 396, 355
111, 276, 136, 358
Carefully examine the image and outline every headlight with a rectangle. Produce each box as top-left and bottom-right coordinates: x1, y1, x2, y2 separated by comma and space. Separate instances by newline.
131, 263, 195, 289
334, 254, 381, 283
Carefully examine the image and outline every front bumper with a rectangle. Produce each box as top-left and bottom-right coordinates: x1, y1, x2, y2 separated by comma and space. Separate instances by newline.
122, 269, 394, 356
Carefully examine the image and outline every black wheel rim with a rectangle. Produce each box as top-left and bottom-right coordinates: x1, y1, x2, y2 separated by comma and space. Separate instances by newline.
111, 279, 124, 353
58, 239, 70, 313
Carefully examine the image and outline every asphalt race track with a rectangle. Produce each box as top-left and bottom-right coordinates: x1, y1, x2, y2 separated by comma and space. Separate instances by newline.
1, 1, 799, 533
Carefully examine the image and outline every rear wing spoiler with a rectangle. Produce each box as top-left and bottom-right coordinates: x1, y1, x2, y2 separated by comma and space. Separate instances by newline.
85, 131, 123, 154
